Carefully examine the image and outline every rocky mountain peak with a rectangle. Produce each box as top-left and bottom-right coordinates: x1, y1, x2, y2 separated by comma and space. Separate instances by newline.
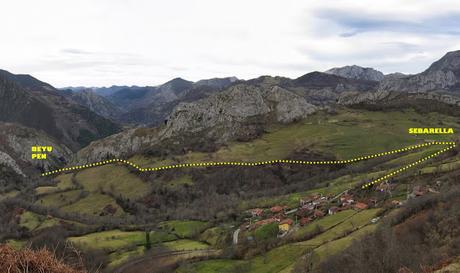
160, 78, 194, 94
424, 50, 460, 75
194, 77, 239, 89
325, 65, 385, 81
379, 51, 460, 92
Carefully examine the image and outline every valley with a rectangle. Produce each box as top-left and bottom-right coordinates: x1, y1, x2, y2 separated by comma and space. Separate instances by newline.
1, 50, 460, 273
2, 107, 459, 273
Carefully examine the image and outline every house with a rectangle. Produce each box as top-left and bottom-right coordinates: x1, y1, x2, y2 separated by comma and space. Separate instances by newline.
313, 209, 325, 218
297, 207, 313, 218
301, 203, 316, 211
299, 197, 312, 207
278, 218, 294, 232
299, 217, 312, 226
354, 202, 368, 210
255, 218, 277, 227
340, 193, 354, 206
328, 206, 339, 215
251, 208, 264, 217
270, 206, 284, 214
300, 194, 321, 206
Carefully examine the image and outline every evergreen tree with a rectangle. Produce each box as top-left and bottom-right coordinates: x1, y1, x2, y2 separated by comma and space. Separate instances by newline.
145, 231, 151, 250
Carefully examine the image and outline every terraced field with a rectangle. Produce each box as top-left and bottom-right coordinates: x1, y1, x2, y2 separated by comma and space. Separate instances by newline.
25, 108, 460, 272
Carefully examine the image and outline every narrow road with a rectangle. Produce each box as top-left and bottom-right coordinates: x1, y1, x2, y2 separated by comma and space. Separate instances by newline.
233, 228, 240, 245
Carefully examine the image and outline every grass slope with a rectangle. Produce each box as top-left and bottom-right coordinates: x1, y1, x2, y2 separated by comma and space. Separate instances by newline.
75, 165, 149, 200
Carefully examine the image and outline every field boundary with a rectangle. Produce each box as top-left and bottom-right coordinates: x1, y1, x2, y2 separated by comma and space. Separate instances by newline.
42, 141, 456, 189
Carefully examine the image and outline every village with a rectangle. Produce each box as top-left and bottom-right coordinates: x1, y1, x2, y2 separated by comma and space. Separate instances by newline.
241, 182, 436, 238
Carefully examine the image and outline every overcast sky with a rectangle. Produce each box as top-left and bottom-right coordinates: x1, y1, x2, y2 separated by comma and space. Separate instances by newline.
2, 0, 460, 87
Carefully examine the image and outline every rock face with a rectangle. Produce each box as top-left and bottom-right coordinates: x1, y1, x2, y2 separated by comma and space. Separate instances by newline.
379, 51, 460, 92
0, 122, 73, 174
0, 151, 25, 177
326, 65, 385, 81
70, 89, 122, 121
162, 85, 316, 140
338, 89, 460, 107
75, 127, 160, 164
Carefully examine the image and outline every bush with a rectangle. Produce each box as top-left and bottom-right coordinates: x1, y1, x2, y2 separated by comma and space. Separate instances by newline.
254, 223, 279, 241
0, 244, 87, 273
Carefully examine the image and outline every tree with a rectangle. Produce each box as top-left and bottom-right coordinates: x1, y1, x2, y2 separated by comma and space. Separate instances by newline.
145, 231, 151, 250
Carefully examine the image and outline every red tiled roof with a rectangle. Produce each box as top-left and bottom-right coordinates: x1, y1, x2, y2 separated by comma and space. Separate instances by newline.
255, 218, 276, 226
270, 206, 284, 213
251, 208, 264, 215
280, 218, 293, 225
313, 210, 325, 217
354, 202, 368, 210
300, 217, 311, 225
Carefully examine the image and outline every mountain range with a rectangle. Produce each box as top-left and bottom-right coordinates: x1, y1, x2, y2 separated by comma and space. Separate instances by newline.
2, 50, 460, 176
2, 50, 460, 273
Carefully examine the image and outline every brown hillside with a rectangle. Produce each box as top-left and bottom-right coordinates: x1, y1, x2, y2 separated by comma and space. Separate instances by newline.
0, 244, 86, 273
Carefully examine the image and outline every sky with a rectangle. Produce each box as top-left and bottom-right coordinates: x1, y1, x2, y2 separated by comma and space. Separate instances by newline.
2, 0, 460, 87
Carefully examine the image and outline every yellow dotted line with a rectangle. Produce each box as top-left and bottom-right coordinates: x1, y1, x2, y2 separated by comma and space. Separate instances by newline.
41, 141, 456, 177
361, 143, 457, 189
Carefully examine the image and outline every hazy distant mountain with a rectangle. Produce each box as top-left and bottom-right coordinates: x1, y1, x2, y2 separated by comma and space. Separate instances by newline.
104, 77, 238, 125
194, 77, 239, 88
69, 89, 123, 121
0, 69, 120, 150
284, 71, 379, 105
325, 65, 385, 81
92, 86, 137, 97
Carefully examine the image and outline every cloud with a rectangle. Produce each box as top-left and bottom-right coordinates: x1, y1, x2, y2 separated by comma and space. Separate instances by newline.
314, 8, 460, 37
1, 0, 460, 86
60, 48, 94, 55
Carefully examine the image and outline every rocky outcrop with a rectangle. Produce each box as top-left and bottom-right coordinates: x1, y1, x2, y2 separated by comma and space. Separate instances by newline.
161, 84, 317, 140
75, 127, 160, 164
326, 65, 385, 81
337, 90, 392, 105
338, 89, 460, 107
0, 122, 73, 173
0, 151, 25, 177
